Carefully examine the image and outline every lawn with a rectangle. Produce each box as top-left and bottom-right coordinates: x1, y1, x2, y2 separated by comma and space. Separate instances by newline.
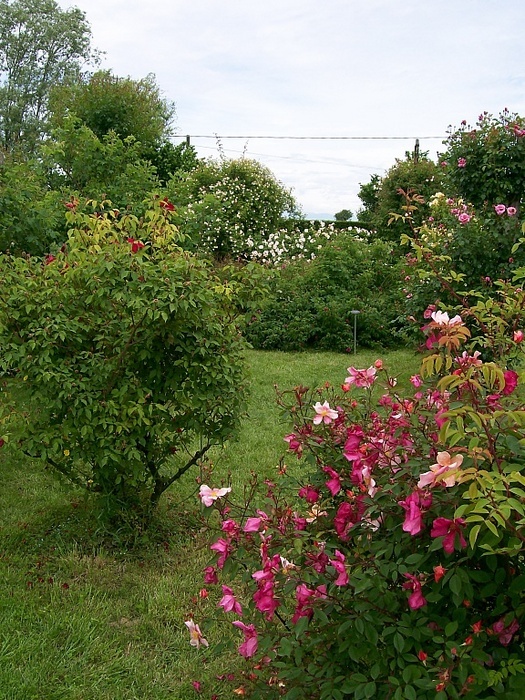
0, 348, 419, 700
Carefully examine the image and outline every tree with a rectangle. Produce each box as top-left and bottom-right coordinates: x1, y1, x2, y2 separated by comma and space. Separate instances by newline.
357, 154, 444, 243
0, 151, 64, 254
0, 0, 97, 152
49, 69, 174, 148
42, 115, 160, 211
49, 69, 201, 184
334, 208, 353, 221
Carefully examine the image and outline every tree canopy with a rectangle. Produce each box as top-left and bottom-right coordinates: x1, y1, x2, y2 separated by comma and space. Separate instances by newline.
0, 0, 98, 152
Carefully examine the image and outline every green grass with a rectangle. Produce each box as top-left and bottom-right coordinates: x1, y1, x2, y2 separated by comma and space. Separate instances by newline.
0, 348, 418, 699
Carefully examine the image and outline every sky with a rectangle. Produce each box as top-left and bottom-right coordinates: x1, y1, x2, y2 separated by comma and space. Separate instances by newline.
57, 0, 525, 218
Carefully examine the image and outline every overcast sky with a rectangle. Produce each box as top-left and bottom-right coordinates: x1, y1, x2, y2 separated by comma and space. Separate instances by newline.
58, 0, 525, 218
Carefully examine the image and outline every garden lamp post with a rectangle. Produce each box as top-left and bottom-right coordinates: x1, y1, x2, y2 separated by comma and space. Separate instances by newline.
350, 310, 360, 354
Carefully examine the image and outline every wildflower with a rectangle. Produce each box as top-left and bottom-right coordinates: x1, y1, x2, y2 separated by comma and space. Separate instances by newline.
127, 237, 145, 252
203, 566, 218, 584
431, 517, 467, 554
313, 401, 338, 425
334, 497, 365, 540
159, 197, 175, 211
185, 620, 209, 648
210, 538, 232, 569
417, 451, 463, 489
402, 573, 427, 610
494, 204, 507, 215
232, 621, 258, 658
199, 484, 231, 507
298, 485, 320, 504
323, 465, 342, 496
502, 369, 519, 395
219, 585, 243, 615
253, 579, 279, 619
410, 374, 423, 388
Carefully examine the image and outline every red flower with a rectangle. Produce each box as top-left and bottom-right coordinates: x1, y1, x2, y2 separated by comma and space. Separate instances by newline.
127, 237, 145, 253
159, 197, 175, 211
430, 517, 467, 554
502, 370, 518, 395
433, 564, 446, 583
402, 573, 427, 610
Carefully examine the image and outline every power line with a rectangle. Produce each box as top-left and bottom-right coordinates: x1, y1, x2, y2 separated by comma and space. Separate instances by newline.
174, 134, 445, 141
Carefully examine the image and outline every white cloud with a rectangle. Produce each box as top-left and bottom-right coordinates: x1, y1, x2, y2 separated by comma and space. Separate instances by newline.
58, 0, 525, 216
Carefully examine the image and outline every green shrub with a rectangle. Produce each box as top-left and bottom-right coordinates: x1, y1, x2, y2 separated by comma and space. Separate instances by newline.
0, 197, 249, 516
245, 235, 405, 352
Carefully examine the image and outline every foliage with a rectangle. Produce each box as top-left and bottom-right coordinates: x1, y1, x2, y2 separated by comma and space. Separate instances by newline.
357, 154, 444, 243
47, 69, 192, 183
49, 70, 175, 147
334, 208, 353, 222
0, 152, 64, 254
42, 115, 160, 213
0, 197, 251, 515
441, 110, 525, 214
245, 234, 404, 352
166, 157, 301, 260
195, 309, 525, 699
0, 0, 98, 152
394, 190, 525, 348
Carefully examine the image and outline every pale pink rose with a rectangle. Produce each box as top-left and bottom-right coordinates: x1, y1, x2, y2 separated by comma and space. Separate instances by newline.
494, 204, 507, 215
507, 206, 517, 216
430, 310, 463, 327
313, 401, 338, 425
185, 620, 209, 648
199, 484, 231, 507
417, 451, 463, 489
514, 330, 524, 343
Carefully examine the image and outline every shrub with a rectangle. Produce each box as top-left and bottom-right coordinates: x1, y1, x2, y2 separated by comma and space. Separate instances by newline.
245, 234, 405, 352
0, 197, 250, 516
191, 310, 525, 699
166, 157, 301, 259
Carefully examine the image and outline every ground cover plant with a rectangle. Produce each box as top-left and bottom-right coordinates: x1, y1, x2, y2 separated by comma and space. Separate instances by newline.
0, 349, 417, 700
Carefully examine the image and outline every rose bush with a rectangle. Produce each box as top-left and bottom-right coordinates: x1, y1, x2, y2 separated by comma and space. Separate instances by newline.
189, 308, 525, 699
0, 196, 254, 518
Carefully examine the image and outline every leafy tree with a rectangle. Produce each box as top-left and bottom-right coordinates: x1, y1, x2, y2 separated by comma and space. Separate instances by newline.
0, 0, 98, 152
334, 208, 353, 221
441, 109, 525, 216
48, 69, 174, 149
42, 115, 160, 211
0, 198, 252, 516
49, 69, 201, 184
357, 154, 444, 243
